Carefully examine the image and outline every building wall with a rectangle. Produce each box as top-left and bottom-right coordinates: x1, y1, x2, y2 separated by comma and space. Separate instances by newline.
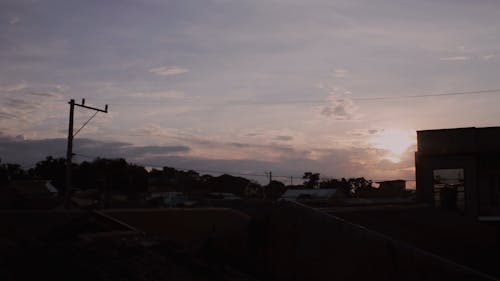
417, 128, 476, 155
415, 153, 477, 216
252, 202, 496, 281
416, 127, 500, 217
104, 208, 251, 261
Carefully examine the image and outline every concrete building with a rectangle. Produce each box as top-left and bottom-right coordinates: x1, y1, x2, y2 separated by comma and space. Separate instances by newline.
415, 127, 500, 218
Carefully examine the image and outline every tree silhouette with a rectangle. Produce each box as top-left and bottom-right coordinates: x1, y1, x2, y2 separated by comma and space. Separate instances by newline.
30, 156, 67, 191
302, 172, 320, 189
0, 160, 27, 186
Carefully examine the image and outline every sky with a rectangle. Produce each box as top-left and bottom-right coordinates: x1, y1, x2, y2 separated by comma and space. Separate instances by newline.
2, 0, 500, 183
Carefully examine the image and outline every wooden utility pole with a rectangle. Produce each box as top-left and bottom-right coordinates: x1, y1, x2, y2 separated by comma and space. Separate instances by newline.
65, 99, 108, 208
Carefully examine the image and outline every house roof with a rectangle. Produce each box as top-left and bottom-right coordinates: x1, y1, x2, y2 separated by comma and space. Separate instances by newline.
280, 188, 337, 200
376, 179, 406, 184
11, 180, 58, 197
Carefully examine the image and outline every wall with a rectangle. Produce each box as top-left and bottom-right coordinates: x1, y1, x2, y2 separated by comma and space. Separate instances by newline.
252, 202, 497, 281
104, 208, 250, 261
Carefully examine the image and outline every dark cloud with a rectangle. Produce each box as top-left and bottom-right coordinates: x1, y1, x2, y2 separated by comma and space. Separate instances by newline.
274, 135, 293, 141
124, 145, 189, 156
0, 136, 414, 184
347, 129, 380, 137
27, 91, 61, 98
229, 142, 252, 148
0, 137, 189, 166
0, 111, 17, 119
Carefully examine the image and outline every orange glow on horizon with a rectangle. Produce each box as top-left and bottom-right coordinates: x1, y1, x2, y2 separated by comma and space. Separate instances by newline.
371, 128, 416, 162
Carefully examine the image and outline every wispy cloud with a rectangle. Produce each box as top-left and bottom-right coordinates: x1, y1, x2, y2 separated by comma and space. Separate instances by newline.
333, 69, 348, 78
130, 90, 186, 99
347, 129, 380, 137
274, 135, 293, 141
439, 56, 469, 61
0, 83, 67, 138
131, 123, 176, 138
8, 16, 19, 25
149, 66, 189, 76
482, 54, 496, 60
321, 94, 359, 120
0, 82, 28, 92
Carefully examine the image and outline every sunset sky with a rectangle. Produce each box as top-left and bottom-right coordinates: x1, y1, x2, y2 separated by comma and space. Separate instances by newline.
2, 0, 500, 183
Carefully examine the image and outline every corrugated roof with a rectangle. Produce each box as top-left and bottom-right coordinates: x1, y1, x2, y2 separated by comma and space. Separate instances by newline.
280, 188, 337, 201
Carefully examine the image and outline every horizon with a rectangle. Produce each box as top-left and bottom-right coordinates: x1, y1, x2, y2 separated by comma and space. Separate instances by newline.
2, 0, 500, 183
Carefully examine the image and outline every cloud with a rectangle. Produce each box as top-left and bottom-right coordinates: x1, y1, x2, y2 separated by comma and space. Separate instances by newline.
0, 83, 69, 138
482, 54, 496, 60
321, 97, 358, 120
125, 145, 189, 156
333, 69, 348, 78
0, 82, 28, 92
0, 137, 190, 166
27, 91, 62, 98
0, 85, 65, 120
131, 124, 180, 138
274, 135, 293, 141
439, 56, 469, 61
0, 111, 18, 120
129, 90, 186, 99
3, 97, 41, 110
8, 16, 19, 25
149, 66, 189, 76
347, 129, 380, 137
0, 132, 415, 184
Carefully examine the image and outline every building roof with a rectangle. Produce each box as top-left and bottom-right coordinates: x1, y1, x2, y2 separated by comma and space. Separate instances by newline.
280, 188, 337, 201
376, 179, 406, 184
11, 180, 58, 197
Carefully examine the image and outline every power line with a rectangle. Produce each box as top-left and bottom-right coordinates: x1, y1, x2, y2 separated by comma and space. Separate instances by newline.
69, 88, 500, 106
351, 89, 500, 101
73, 111, 99, 137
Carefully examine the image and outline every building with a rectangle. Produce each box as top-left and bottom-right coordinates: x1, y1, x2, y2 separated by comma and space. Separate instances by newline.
356, 180, 407, 198
148, 191, 186, 207
280, 188, 339, 202
415, 127, 500, 218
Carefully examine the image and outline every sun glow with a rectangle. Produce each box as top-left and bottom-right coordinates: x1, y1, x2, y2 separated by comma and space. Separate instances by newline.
372, 129, 416, 162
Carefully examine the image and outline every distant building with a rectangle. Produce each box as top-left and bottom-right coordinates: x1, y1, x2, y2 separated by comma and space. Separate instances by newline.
415, 127, 500, 218
148, 191, 186, 207
207, 192, 241, 200
280, 188, 339, 202
356, 180, 407, 198
377, 180, 406, 191
3, 180, 60, 209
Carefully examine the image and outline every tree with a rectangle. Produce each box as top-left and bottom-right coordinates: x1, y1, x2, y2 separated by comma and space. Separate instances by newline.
318, 177, 373, 196
0, 160, 27, 186
264, 180, 286, 200
302, 172, 320, 189
349, 177, 373, 193
30, 156, 67, 191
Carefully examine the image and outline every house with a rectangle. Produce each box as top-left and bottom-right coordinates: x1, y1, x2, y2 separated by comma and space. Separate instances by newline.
7, 180, 60, 209
148, 191, 186, 207
280, 188, 339, 202
415, 127, 500, 218
356, 180, 407, 198
207, 192, 241, 200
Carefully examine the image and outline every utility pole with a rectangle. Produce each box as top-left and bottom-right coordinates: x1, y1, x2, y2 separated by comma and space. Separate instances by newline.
65, 98, 108, 208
